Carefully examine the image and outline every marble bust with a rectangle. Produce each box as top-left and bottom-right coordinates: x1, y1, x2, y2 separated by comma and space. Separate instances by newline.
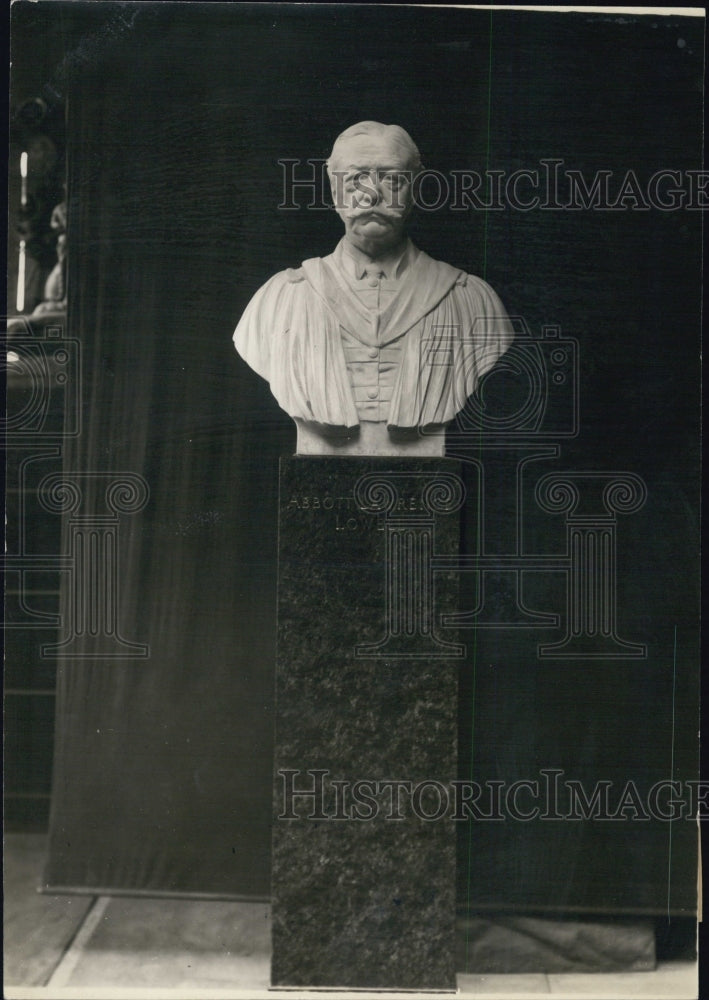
233, 122, 513, 455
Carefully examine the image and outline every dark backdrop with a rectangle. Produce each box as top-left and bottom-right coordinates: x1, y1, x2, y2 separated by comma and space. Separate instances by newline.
21, 2, 701, 912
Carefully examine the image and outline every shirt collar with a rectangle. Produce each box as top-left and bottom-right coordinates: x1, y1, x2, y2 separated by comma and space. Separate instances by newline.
335, 237, 417, 281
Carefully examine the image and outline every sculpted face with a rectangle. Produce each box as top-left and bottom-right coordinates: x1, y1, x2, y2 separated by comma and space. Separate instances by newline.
329, 132, 415, 257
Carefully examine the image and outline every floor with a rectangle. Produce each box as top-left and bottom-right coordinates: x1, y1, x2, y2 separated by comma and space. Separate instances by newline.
4, 834, 699, 1000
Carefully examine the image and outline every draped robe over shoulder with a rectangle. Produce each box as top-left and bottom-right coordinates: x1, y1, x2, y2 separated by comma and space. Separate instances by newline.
233, 242, 514, 432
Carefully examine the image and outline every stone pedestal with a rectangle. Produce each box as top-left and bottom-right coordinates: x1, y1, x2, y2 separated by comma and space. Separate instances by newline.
271, 457, 463, 990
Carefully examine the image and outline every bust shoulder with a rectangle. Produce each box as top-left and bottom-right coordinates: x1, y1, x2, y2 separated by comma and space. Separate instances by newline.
255, 265, 304, 292
449, 269, 507, 306
243, 265, 312, 314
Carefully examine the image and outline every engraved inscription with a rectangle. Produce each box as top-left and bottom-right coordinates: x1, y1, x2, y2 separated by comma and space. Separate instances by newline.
285, 493, 386, 532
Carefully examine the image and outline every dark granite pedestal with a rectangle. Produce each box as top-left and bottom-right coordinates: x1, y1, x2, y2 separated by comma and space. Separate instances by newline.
272, 457, 463, 991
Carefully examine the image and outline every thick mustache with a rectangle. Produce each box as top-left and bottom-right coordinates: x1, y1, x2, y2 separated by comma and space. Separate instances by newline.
351, 210, 397, 221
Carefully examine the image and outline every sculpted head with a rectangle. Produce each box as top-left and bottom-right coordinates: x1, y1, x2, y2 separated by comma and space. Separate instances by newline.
327, 122, 422, 257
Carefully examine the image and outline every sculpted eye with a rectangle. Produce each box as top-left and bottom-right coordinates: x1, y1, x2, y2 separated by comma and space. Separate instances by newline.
345, 171, 369, 192
381, 173, 408, 190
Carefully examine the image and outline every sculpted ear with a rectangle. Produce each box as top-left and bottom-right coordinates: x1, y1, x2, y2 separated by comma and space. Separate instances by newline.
327, 168, 342, 209
328, 165, 345, 211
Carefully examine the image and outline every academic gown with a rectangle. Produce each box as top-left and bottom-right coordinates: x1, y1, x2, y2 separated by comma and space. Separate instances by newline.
233, 242, 514, 432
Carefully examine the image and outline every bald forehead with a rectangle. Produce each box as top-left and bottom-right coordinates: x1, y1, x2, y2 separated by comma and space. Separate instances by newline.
329, 133, 417, 174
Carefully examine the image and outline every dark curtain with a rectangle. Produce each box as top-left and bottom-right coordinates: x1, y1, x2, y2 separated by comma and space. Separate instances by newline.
40, 3, 701, 910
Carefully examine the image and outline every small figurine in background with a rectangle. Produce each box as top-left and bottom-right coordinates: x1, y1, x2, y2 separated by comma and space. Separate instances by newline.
32, 200, 67, 316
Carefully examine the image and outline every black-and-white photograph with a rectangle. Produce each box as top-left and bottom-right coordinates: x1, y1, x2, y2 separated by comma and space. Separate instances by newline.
4, 4, 704, 998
